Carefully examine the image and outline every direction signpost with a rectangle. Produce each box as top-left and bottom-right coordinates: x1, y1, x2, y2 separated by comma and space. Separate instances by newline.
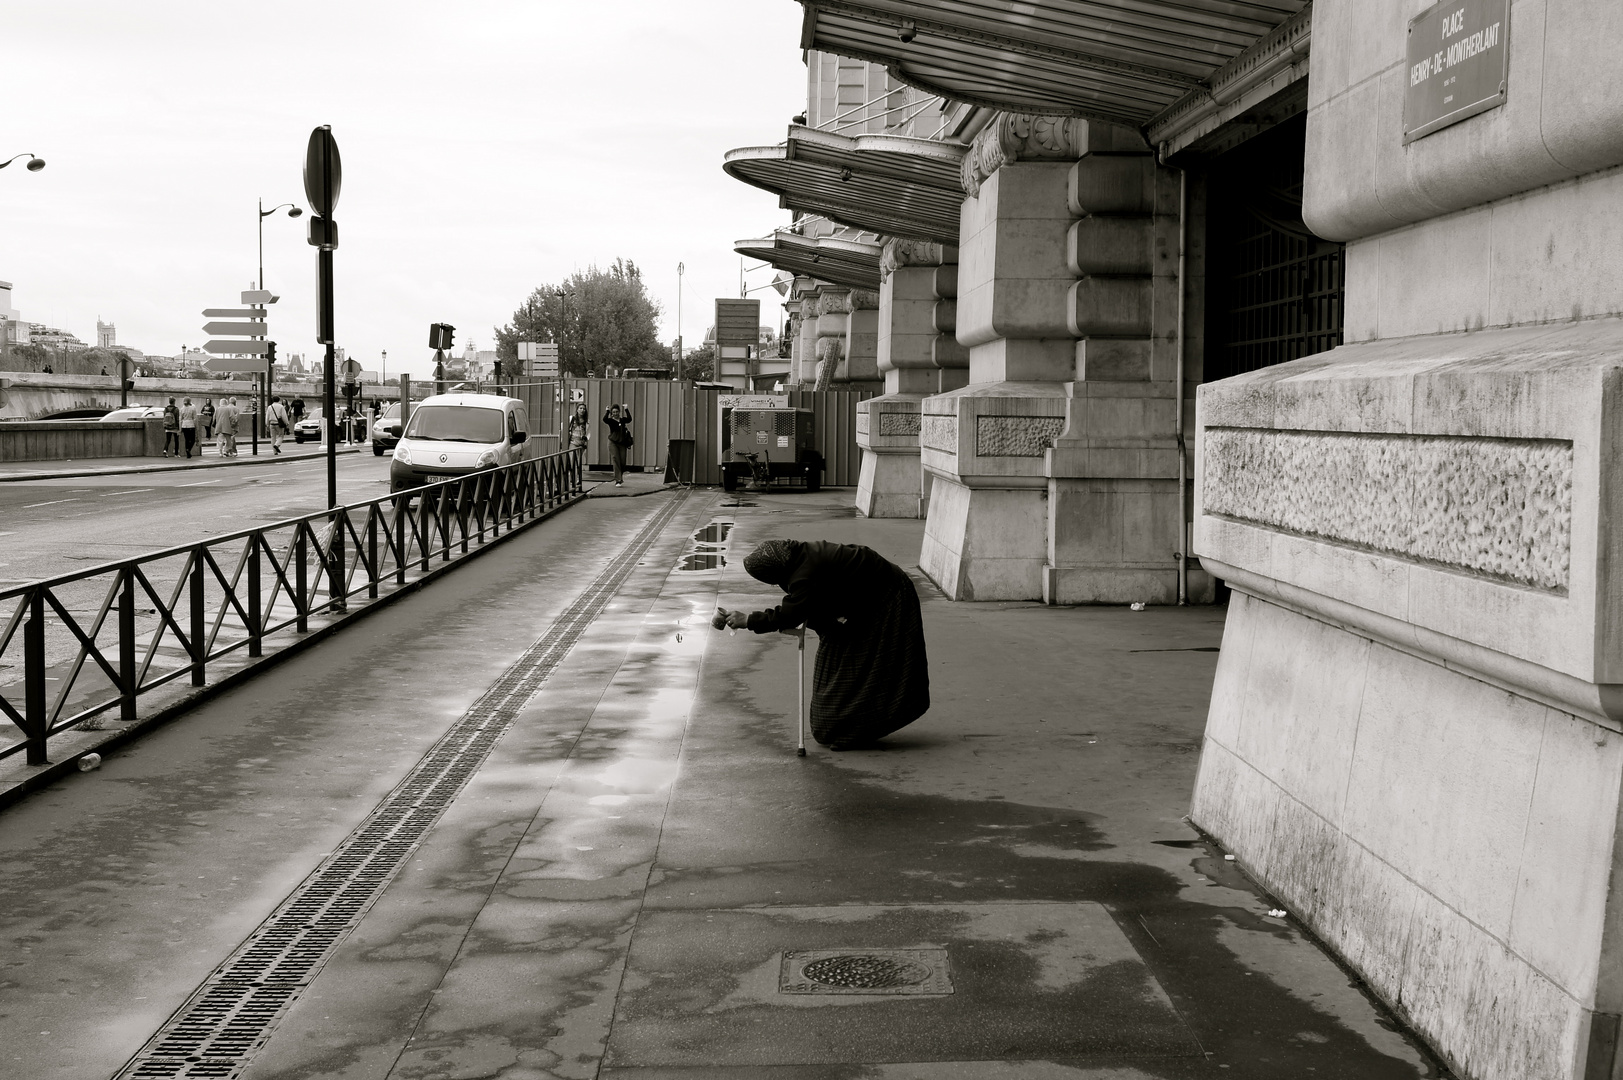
305, 124, 341, 512
517, 341, 560, 379
202, 290, 279, 455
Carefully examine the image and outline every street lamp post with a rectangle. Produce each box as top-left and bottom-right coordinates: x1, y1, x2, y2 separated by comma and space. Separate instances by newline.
256, 199, 303, 458
258, 199, 303, 291
554, 288, 574, 373
676, 262, 684, 383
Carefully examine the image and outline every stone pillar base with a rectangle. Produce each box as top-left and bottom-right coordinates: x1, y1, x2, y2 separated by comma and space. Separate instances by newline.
856, 392, 930, 519
1043, 475, 1193, 605
919, 478, 1049, 600
856, 450, 926, 518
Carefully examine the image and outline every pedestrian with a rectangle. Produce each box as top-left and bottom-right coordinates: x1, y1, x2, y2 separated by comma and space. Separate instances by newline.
162, 397, 181, 457
603, 403, 633, 486
217, 397, 240, 457
266, 395, 292, 454
567, 402, 590, 454
179, 396, 198, 458
291, 396, 306, 424
200, 398, 216, 447
716, 540, 930, 750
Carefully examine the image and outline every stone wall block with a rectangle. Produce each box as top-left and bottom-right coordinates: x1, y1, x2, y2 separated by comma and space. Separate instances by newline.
815, 312, 847, 338
1071, 342, 1149, 384
933, 336, 970, 369
1067, 155, 1155, 216
1067, 215, 1153, 277
843, 308, 880, 382
1303, 0, 1623, 243
1067, 277, 1153, 338
933, 299, 957, 334
932, 264, 958, 299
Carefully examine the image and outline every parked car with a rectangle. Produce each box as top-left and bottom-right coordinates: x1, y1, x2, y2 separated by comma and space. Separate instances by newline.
389, 393, 534, 493
292, 410, 323, 443
98, 405, 163, 423
371, 402, 402, 456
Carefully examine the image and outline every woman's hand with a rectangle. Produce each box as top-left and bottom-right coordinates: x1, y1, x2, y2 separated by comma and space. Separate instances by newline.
724, 610, 750, 630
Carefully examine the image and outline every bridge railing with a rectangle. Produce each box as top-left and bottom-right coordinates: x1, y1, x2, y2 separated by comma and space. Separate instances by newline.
0, 447, 585, 766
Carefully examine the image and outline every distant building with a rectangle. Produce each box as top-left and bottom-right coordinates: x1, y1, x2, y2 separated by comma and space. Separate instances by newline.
29, 324, 87, 350
0, 282, 29, 346
96, 320, 116, 348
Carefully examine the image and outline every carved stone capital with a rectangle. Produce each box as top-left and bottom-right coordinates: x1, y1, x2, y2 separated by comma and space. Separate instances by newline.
963, 113, 1092, 197
848, 289, 880, 311
819, 290, 852, 316
880, 239, 948, 277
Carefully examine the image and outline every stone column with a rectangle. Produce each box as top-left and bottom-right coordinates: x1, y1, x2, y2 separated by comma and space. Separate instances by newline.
919, 114, 1150, 600
837, 289, 883, 394
1043, 153, 1208, 604
856, 241, 967, 517
780, 299, 803, 389
811, 289, 850, 389
794, 287, 822, 386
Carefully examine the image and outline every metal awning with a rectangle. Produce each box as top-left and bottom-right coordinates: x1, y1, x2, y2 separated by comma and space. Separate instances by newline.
725, 126, 966, 246
735, 230, 883, 292
799, 0, 1308, 127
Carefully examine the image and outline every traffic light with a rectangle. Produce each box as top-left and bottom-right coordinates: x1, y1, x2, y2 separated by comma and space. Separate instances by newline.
266, 341, 277, 363
428, 323, 455, 350
493, 360, 503, 383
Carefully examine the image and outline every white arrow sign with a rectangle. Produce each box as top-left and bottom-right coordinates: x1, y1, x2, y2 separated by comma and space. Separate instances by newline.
203, 356, 273, 373
202, 321, 267, 336
203, 340, 272, 355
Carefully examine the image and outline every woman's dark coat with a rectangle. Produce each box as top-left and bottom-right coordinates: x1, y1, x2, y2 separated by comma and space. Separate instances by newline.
744, 540, 929, 748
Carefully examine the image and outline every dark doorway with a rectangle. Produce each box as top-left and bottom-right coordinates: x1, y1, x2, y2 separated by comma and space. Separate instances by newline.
1203, 113, 1344, 383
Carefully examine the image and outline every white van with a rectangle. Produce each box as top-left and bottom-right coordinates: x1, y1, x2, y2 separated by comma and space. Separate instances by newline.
388, 393, 534, 492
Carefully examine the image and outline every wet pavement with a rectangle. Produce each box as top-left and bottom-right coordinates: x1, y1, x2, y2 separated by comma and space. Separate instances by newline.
0, 489, 1447, 1079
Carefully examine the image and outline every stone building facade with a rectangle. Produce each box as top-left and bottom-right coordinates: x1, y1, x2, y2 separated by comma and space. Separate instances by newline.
725, 2, 1623, 1078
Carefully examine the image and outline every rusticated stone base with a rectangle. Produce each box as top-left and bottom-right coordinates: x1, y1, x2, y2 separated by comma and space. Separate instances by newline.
1191, 590, 1621, 1080
919, 479, 1049, 601
855, 450, 928, 519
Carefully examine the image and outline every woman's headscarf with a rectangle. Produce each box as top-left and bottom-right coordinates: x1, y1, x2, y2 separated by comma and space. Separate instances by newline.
743, 540, 799, 585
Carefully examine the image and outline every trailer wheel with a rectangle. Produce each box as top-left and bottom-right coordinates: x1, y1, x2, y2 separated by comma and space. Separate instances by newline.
805, 466, 821, 493
722, 468, 737, 492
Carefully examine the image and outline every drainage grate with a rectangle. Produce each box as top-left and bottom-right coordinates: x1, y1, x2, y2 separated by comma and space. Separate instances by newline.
115, 491, 691, 1080
779, 949, 953, 996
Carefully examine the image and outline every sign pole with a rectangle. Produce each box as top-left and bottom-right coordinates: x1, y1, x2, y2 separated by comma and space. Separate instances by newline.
322, 246, 336, 511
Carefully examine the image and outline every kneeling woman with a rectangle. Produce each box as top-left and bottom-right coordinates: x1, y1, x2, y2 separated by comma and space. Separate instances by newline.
719, 540, 930, 749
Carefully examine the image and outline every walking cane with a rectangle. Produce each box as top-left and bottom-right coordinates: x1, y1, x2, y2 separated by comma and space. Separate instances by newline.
794, 627, 806, 757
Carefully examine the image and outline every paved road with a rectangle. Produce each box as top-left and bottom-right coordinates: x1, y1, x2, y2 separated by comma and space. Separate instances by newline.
0, 452, 393, 588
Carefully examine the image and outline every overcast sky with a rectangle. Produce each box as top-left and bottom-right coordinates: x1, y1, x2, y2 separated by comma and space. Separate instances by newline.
1, 1, 807, 378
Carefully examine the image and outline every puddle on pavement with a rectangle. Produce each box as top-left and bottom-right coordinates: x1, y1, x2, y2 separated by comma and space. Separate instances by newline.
674, 518, 735, 573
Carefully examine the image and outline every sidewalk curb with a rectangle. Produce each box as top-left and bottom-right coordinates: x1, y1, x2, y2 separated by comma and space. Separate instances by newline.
0, 444, 368, 483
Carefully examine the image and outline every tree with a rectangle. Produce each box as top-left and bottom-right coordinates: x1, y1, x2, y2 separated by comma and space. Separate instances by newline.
681, 344, 716, 382
495, 258, 670, 378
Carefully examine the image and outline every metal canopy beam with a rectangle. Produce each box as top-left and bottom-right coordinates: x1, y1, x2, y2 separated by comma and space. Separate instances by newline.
799, 0, 1307, 126
725, 127, 966, 247
735, 231, 883, 292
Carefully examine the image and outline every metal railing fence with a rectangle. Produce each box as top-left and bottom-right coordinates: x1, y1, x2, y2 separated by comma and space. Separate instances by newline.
0, 447, 584, 766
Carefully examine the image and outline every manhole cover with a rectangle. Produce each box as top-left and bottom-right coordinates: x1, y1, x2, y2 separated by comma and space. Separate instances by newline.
779, 948, 952, 995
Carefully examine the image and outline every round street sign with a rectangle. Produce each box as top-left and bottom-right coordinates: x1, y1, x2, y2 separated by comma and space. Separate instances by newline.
303, 125, 342, 217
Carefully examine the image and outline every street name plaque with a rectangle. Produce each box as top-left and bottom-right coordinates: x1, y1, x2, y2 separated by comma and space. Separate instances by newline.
1404, 0, 1510, 143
